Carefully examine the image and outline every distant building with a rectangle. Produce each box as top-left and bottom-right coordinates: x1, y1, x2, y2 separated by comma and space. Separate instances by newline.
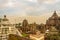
36, 23, 45, 33
19, 19, 37, 34
28, 22, 37, 34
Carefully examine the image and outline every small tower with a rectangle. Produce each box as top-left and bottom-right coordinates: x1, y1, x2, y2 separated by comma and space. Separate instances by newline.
3, 15, 8, 21
22, 19, 28, 27
4, 15, 6, 18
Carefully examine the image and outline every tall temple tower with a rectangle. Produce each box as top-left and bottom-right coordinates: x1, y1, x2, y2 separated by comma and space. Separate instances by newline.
0, 15, 22, 40
22, 19, 28, 27
21, 19, 29, 33
46, 11, 60, 32
46, 11, 59, 26
45, 11, 60, 40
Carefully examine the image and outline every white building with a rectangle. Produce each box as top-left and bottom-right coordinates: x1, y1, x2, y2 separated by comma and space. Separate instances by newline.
0, 15, 22, 40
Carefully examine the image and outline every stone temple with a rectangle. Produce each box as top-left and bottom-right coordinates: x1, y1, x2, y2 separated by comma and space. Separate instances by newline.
46, 11, 60, 30
0, 15, 22, 40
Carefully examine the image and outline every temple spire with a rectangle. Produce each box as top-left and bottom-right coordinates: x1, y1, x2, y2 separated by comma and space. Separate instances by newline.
52, 11, 58, 17
3, 15, 8, 21
54, 11, 56, 14
54, 11, 56, 13
4, 15, 6, 18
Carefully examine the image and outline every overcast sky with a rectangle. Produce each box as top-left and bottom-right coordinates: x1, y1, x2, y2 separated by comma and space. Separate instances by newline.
0, 0, 60, 24
0, 0, 60, 16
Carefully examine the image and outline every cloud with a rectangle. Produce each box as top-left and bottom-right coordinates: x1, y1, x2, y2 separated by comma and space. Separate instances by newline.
0, 0, 20, 8
38, 0, 60, 4
26, 0, 37, 2
0, 0, 60, 17
25, 5, 47, 16
0, 0, 60, 24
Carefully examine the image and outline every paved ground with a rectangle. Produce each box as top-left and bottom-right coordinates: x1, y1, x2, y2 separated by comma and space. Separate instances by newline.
30, 34, 44, 40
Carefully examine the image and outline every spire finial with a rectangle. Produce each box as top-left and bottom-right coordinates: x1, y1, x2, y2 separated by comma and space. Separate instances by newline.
4, 15, 6, 18
52, 11, 58, 17
54, 11, 56, 13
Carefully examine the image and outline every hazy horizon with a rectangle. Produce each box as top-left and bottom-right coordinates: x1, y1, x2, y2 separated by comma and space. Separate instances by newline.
0, 12, 59, 24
